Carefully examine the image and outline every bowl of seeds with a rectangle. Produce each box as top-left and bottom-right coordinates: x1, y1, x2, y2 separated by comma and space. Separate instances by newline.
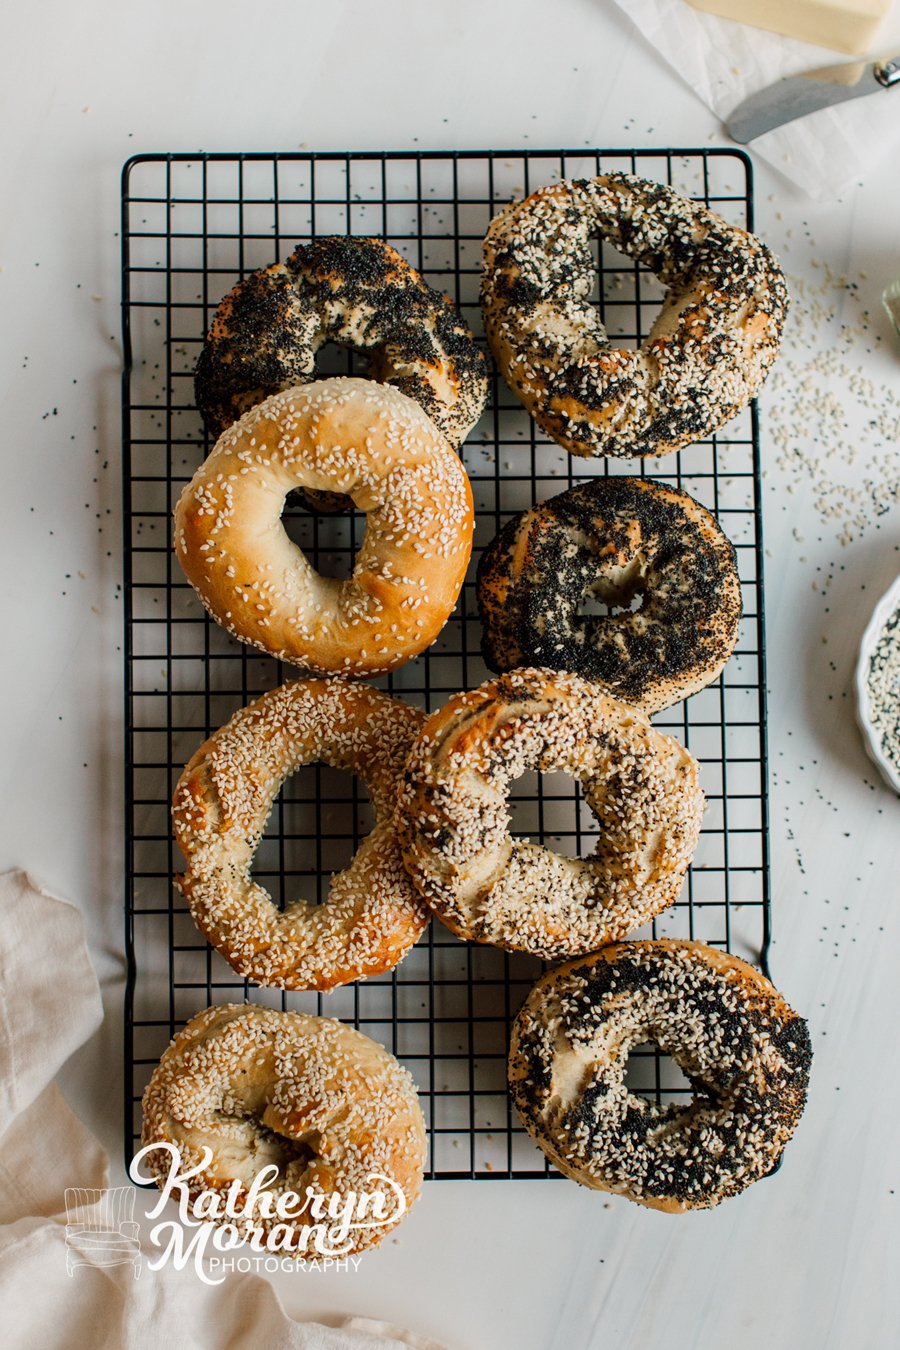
855, 572, 900, 795
883, 279, 900, 345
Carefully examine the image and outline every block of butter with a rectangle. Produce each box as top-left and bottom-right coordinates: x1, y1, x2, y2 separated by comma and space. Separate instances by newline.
685, 0, 892, 56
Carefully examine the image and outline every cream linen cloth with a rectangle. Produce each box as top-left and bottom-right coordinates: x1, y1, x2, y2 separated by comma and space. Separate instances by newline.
0, 870, 446, 1350
611, 0, 900, 198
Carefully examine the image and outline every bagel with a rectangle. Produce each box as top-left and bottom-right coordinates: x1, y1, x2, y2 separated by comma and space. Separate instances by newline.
481, 172, 788, 458
508, 941, 812, 1211
397, 668, 704, 960
195, 235, 489, 450
141, 1004, 427, 1255
174, 378, 474, 677
173, 679, 430, 991
477, 476, 742, 711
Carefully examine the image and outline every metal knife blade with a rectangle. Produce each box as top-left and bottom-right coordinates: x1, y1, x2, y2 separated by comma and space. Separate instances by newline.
728, 54, 900, 144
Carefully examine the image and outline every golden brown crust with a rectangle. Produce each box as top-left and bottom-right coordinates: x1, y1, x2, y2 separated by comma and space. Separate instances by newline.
174, 378, 474, 678
397, 668, 704, 959
509, 940, 812, 1211
476, 476, 742, 711
141, 1004, 427, 1255
481, 173, 788, 459
173, 679, 430, 991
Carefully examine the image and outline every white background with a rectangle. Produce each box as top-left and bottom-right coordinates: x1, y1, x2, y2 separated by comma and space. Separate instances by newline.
1, 2, 899, 1347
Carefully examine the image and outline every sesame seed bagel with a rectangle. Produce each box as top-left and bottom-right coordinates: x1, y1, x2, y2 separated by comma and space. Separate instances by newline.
173, 679, 430, 991
477, 476, 742, 712
141, 1004, 427, 1255
397, 669, 704, 960
509, 941, 812, 1211
174, 378, 474, 678
195, 236, 489, 450
482, 172, 788, 459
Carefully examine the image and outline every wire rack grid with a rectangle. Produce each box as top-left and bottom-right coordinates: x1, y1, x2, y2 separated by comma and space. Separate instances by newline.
122, 147, 771, 1181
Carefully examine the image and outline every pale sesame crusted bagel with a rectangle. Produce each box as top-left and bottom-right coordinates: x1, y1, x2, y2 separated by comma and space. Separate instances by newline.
397, 669, 704, 960
195, 236, 489, 451
174, 378, 474, 678
509, 941, 812, 1211
482, 173, 788, 459
173, 679, 430, 991
477, 476, 742, 712
141, 1004, 427, 1255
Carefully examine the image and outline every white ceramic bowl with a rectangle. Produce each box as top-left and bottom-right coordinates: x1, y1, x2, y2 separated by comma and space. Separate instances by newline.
883, 278, 900, 343
855, 572, 900, 795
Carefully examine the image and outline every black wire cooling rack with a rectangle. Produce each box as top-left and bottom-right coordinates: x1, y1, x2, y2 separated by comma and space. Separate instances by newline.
122, 148, 771, 1180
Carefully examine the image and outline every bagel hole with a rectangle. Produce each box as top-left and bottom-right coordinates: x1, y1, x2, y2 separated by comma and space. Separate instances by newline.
252, 762, 375, 908
280, 504, 363, 580
509, 769, 595, 859
576, 556, 647, 619
592, 237, 667, 346
624, 1043, 694, 1107
313, 338, 363, 379
252, 1122, 318, 1173
284, 486, 354, 519
577, 584, 645, 619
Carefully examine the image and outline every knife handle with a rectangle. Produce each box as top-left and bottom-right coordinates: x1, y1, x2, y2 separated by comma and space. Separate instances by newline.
875, 58, 900, 87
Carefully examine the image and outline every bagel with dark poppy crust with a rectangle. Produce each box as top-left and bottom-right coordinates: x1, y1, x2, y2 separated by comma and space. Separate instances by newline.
477, 476, 742, 712
196, 234, 489, 449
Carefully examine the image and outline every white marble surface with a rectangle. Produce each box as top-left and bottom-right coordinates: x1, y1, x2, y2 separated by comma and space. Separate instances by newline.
1, 2, 899, 1347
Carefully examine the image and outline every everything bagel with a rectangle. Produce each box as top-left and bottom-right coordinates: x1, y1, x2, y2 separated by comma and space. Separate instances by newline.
482, 172, 788, 459
398, 668, 704, 960
509, 941, 812, 1211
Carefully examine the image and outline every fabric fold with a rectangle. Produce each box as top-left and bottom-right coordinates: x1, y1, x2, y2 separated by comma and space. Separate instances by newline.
0, 869, 104, 1136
